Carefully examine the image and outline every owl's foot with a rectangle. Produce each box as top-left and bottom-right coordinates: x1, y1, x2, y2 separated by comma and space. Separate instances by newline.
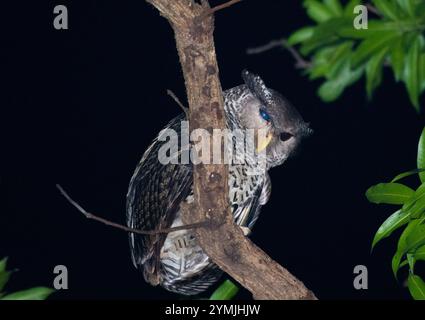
240, 226, 251, 236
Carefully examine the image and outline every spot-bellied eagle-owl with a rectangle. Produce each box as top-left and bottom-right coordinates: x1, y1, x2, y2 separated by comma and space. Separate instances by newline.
126, 70, 311, 295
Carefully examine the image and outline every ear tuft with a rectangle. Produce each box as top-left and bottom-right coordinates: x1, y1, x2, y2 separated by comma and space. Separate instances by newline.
241, 70, 273, 105
301, 123, 313, 138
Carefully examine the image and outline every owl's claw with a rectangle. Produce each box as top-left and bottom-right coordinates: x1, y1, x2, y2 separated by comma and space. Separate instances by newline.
240, 226, 251, 236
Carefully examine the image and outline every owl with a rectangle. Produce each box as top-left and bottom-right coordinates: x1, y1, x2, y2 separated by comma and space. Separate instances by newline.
126, 70, 312, 295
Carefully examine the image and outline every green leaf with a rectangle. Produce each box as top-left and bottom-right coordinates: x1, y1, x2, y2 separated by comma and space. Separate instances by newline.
372, 209, 409, 250
404, 239, 425, 269
366, 183, 415, 205
404, 35, 421, 111
0, 257, 7, 273
323, 0, 343, 16
391, 168, 425, 182
317, 58, 363, 102
326, 42, 354, 78
344, 0, 361, 17
301, 18, 351, 55
401, 183, 425, 219
407, 253, 416, 271
287, 27, 315, 46
372, 0, 399, 21
418, 127, 425, 183
392, 219, 421, 278
399, 259, 409, 268
338, 21, 399, 39
303, 0, 334, 23
392, 251, 404, 279
318, 80, 345, 102
420, 53, 425, 92
309, 46, 338, 79
413, 244, 425, 261
396, 0, 416, 17
0, 258, 10, 293
209, 280, 239, 300
405, 219, 425, 253
374, 183, 425, 252
366, 46, 389, 98
416, 1, 425, 16
391, 36, 405, 82
351, 31, 399, 68
408, 274, 425, 300
315, 46, 364, 102
1, 287, 54, 300
0, 271, 11, 293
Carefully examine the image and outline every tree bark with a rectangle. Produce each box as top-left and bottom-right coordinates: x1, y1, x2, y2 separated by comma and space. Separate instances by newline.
146, 0, 317, 300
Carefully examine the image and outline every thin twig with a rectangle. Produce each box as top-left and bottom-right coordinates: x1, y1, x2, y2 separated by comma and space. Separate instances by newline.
166, 89, 189, 117
366, 3, 382, 16
246, 39, 284, 55
247, 38, 312, 69
200, 0, 243, 19
56, 184, 207, 235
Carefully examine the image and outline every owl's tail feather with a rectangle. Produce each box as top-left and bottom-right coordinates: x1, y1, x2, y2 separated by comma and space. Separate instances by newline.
161, 265, 223, 296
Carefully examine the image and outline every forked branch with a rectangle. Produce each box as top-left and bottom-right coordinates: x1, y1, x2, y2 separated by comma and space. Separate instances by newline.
56, 184, 207, 235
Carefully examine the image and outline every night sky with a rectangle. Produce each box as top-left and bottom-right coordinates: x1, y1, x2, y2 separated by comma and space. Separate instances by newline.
1, 0, 425, 300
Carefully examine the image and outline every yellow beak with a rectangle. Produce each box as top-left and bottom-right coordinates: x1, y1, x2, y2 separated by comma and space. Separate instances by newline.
256, 131, 273, 153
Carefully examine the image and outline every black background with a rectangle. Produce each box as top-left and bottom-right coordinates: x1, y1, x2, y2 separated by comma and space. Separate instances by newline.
1, 0, 424, 300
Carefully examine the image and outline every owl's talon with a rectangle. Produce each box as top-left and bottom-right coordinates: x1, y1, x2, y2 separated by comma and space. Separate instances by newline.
240, 226, 251, 236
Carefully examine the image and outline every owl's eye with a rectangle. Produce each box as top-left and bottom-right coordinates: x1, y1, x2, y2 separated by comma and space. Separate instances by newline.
280, 132, 293, 142
259, 108, 271, 122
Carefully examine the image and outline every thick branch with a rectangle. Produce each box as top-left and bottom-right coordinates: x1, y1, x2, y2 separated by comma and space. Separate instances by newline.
147, 0, 316, 300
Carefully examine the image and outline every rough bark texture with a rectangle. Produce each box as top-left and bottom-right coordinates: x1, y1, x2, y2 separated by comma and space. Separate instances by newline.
146, 0, 317, 300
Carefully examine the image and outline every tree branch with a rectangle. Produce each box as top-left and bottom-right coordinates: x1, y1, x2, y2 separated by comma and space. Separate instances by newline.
56, 184, 207, 235
146, 0, 317, 300
166, 89, 189, 116
200, 0, 243, 19
247, 38, 312, 69
366, 3, 382, 17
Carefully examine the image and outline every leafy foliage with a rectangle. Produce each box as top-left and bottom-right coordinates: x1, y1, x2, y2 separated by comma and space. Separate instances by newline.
0, 257, 54, 300
287, 0, 425, 111
366, 127, 425, 300
209, 280, 239, 300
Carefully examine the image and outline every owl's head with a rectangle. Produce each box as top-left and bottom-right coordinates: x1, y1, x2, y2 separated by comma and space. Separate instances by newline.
224, 70, 312, 168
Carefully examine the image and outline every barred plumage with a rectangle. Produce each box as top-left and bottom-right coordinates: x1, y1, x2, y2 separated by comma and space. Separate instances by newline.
126, 70, 311, 295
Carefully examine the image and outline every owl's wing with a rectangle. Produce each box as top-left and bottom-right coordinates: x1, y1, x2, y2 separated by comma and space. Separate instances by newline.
126, 114, 193, 285
234, 173, 271, 230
